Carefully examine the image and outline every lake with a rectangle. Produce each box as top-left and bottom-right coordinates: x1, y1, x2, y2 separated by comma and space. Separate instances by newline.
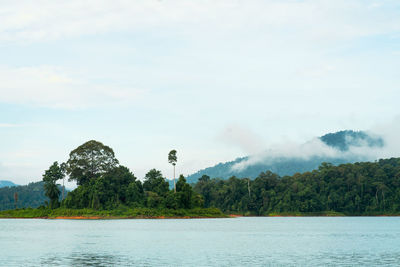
1, 217, 399, 266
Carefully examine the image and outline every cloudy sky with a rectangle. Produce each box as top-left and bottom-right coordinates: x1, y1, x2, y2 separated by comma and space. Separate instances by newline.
1, 0, 399, 184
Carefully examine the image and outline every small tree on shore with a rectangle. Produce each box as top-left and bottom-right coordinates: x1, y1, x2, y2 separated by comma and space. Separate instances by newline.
43, 161, 65, 209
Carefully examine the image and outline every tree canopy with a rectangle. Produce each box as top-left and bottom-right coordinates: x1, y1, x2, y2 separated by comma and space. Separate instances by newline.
168, 150, 177, 166
66, 140, 119, 185
143, 169, 170, 197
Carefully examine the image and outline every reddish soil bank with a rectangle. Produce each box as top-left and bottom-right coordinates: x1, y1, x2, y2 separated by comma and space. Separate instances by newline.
229, 214, 243, 218
53, 216, 104, 219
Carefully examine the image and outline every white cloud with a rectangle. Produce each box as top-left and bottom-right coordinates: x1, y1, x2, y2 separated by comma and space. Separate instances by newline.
0, 123, 22, 128
297, 65, 337, 78
231, 119, 400, 171
218, 123, 266, 155
0, 65, 144, 108
231, 138, 340, 171
0, 0, 399, 44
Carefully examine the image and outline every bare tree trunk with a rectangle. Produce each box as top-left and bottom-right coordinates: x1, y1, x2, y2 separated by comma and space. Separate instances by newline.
62, 177, 65, 200
247, 179, 251, 198
14, 192, 18, 209
174, 165, 176, 193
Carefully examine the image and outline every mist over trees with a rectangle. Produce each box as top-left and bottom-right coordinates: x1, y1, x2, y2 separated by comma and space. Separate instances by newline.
185, 130, 386, 184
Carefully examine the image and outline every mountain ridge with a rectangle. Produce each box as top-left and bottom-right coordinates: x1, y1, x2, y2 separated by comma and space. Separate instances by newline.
183, 130, 384, 184
0, 180, 18, 188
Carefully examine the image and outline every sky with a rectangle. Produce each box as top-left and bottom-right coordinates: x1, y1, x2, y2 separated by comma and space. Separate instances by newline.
0, 0, 399, 185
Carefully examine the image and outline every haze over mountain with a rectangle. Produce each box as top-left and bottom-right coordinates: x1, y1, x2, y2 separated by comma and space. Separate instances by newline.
184, 130, 385, 184
0, 180, 17, 188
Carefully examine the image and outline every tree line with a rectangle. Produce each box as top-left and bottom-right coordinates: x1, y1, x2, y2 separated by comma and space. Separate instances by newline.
42, 140, 400, 215
194, 158, 400, 215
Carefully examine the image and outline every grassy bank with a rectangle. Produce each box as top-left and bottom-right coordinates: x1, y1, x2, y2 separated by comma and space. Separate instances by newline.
0, 207, 227, 219
262, 211, 400, 216
3, 208, 399, 219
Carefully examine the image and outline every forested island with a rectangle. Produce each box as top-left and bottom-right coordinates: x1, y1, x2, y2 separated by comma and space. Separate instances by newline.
1, 140, 400, 219
0, 140, 225, 219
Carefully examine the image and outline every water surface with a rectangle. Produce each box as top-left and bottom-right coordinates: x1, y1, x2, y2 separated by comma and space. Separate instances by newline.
1, 217, 400, 266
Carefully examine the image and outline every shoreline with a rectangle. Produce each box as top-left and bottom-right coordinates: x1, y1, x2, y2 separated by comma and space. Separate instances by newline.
0, 207, 228, 219
0, 215, 226, 220
2, 214, 400, 219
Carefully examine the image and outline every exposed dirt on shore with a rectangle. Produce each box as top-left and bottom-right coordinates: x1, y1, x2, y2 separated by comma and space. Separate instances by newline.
53, 216, 104, 219
51, 215, 218, 219
229, 214, 243, 218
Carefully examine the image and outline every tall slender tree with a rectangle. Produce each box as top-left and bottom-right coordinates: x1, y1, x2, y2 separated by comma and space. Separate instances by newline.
60, 162, 67, 200
168, 150, 177, 193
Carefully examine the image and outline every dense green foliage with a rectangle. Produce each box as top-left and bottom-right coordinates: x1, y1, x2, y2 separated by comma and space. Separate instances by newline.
0, 181, 64, 211
42, 162, 65, 209
58, 141, 204, 212
194, 158, 400, 215
1, 141, 206, 213
185, 130, 383, 183
63, 166, 203, 211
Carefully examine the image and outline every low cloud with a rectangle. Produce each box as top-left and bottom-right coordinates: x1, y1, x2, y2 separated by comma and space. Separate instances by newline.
218, 123, 266, 155
231, 118, 400, 171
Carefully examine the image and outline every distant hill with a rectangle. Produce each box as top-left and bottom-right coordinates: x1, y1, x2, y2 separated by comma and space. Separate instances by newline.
0, 181, 66, 211
183, 130, 384, 184
319, 130, 383, 151
0, 180, 18, 188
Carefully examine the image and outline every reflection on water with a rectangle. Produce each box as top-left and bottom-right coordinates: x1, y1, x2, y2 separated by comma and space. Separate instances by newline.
42, 253, 125, 267
2, 217, 400, 266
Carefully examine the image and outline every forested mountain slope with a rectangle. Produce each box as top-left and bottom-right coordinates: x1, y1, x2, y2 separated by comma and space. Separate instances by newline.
193, 157, 400, 215
185, 130, 384, 184
0, 181, 65, 211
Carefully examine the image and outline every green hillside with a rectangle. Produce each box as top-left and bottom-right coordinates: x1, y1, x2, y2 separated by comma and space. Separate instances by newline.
0, 181, 65, 211
183, 130, 384, 184
194, 157, 400, 215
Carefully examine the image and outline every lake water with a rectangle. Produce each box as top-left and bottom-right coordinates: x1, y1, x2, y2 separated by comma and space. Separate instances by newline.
1, 217, 400, 266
